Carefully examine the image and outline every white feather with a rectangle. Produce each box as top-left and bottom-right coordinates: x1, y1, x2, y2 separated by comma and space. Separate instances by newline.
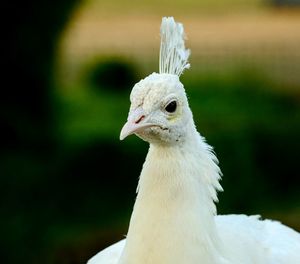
88, 213, 300, 264
159, 17, 190, 76
88, 240, 125, 264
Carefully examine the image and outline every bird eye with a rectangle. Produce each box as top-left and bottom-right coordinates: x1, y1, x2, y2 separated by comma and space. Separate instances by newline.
165, 100, 177, 113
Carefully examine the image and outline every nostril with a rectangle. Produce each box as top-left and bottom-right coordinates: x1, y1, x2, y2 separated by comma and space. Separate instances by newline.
135, 115, 145, 124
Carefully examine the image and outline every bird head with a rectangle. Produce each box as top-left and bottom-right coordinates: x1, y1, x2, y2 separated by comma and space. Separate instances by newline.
120, 17, 192, 145
120, 73, 193, 144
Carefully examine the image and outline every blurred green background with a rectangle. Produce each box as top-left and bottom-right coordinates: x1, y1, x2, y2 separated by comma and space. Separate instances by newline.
2, 0, 300, 263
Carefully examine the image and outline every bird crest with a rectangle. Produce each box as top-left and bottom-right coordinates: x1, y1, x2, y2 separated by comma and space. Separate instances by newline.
159, 17, 190, 76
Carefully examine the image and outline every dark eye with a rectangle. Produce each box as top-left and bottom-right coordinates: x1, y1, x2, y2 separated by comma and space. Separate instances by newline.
165, 100, 177, 113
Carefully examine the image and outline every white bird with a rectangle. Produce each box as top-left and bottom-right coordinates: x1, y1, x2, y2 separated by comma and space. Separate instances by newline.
88, 17, 300, 264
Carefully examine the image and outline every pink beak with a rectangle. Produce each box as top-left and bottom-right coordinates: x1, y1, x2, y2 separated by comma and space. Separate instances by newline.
120, 107, 155, 140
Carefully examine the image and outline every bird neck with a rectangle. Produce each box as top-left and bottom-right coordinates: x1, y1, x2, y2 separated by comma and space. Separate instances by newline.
118, 130, 224, 264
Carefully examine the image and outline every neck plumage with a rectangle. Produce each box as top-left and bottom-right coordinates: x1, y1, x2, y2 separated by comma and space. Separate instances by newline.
118, 126, 224, 264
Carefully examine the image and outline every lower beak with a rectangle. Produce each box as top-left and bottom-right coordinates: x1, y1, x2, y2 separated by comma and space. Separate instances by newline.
120, 108, 156, 140
120, 121, 155, 140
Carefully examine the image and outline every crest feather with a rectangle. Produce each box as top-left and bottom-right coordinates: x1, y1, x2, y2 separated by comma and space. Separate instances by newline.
159, 17, 190, 76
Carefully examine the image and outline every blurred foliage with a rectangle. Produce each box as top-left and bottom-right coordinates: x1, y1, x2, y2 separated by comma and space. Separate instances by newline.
86, 57, 140, 93
2, 0, 80, 153
2, 1, 300, 264
1, 0, 81, 263
273, 0, 300, 6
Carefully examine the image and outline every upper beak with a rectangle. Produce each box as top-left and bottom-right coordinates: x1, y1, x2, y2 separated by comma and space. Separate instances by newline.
120, 107, 155, 140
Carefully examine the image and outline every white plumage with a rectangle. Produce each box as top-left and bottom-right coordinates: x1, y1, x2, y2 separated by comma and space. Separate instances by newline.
159, 17, 190, 76
88, 17, 300, 264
